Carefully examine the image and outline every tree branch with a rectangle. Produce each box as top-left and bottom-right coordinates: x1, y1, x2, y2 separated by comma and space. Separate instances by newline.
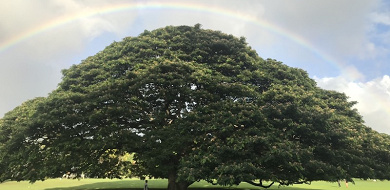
278, 180, 311, 187
245, 180, 275, 188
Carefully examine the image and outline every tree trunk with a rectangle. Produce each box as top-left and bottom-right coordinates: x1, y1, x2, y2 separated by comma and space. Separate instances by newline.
167, 172, 176, 190
177, 182, 190, 190
167, 172, 190, 190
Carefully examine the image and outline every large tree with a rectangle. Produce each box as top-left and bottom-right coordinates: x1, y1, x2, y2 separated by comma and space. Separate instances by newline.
1, 24, 390, 189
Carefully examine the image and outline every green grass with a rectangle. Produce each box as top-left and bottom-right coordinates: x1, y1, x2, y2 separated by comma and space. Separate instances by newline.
0, 178, 388, 190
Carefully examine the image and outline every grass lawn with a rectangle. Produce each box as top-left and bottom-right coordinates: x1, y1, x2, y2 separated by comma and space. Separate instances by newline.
0, 178, 388, 190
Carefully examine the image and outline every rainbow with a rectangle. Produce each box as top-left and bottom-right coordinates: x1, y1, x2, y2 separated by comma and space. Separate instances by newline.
0, 1, 339, 70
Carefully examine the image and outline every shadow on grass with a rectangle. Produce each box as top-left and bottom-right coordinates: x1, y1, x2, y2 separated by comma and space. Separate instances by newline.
44, 180, 324, 190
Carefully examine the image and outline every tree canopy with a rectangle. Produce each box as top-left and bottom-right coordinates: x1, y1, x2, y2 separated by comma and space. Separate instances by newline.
1, 24, 390, 189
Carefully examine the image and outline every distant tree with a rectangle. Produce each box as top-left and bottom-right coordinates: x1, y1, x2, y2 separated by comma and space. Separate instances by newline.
1, 25, 389, 190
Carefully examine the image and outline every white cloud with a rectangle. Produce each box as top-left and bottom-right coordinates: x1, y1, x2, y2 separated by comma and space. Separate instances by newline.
340, 65, 366, 81
0, 0, 138, 116
361, 42, 387, 59
52, 0, 138, 38
366, 7, 390, 59
259, 0, 379, 58
371, 11, 390, 25
315, 75, 390, 134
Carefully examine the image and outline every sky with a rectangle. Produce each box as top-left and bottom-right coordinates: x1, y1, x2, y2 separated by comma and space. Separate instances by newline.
1, 0, 390, 134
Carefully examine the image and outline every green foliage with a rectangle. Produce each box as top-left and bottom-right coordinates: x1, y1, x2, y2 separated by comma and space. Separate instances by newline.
1, 24, 390, 189
0, 97, 46, 182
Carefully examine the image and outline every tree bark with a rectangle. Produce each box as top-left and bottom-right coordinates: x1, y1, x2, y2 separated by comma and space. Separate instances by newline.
167, 172, 190, 190
168, 172, 176, 190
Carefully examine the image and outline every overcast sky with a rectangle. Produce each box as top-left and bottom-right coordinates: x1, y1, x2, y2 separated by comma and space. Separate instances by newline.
1, 0, 390, 134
